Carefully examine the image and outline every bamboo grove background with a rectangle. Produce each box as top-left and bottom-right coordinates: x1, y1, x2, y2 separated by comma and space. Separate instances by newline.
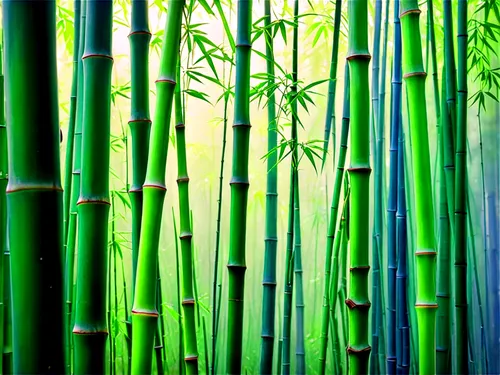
0, 0, 499, 374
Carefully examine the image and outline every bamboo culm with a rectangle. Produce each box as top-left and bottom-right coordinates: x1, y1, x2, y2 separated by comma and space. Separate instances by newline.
131, 0, 185, 372
321, 0, 342, 166
72, 1, 113, 373
346, 0, 372, 372
400, 0, 438, 373
387, 0, 402, 371
225, 0, 252, 372
454, 0, 468, 372
259, 0, 279, 372
3, 0, 65, 372
175, 59, 199, 374
281, 1, 299, 373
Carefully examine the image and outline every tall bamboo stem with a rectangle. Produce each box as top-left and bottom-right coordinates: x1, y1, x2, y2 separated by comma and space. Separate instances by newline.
131, 0, 184, 372
346, 0, 372, 372
225, 0, 252, 372
400, 0, 437, 373
3, 0, 65, 371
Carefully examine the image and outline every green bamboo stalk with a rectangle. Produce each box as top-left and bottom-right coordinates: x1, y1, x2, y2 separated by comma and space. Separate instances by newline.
437, 72, 452, 375
346, 0, 372, 372
225, 0, 252, 372
173, 210, 185, 375
400, 1, 438, 373
370, 0, 383, 368
443, 0, 456, 232
211, 58, 232, 375
319, 63, 350, 375
321, 0, 343, 166
64, 2, 87, 371
294, 172, 305, 375
63, 0, 81, 246
427, 0, 440, 123
454, 0, 468, 371
175, 60, 199, 374
282, 2, 299, 374
72, 1, 113, 373
259, 0, 279, 371
0, 35, 6, 375
131, 0, 184, 372
3, 0, 65, 372
128, 0, 151, 305
0, 46, 9, 373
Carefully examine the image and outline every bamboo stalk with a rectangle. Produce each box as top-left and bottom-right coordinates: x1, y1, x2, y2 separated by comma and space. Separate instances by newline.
454, 1, 469, 371
259, 0, 279, 371
63, 0, 81, 247
72, 1, 114, 373
3, 0, 65, 372
294, 171, 305, 375
64, 2, 87, 371
387, 0, 402, 371
128, 0, 152, 344
131, 0, 184, 372
175, 58, 199, 374
225, 0, 253, 372
400, 0, 438, 373
346, 0, 372, 372
321, 0, 343, 166
281, 2, 299, 374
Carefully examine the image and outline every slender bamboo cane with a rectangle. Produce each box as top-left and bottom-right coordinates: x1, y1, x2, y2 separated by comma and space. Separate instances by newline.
0, 36, 6, 375
281, 2, 299, 374
294, 172, 305, 375
443, 0, 456, 232
346, 0, 372, 372
396, 127, 410, 375
321, 0, 342, 166
427, 0, 440, 123
131, 0, 184, 372
259, 0, 279, 371
319, 63, 350, 375
173, 210, 185, 375
63, 0, 81, 246
128, 0, 151, 338
370, 1, 384, 369
72, 1, 113, 373
0, 49, 11, 372
387, 0, 402, 371
437, 75, 452, 375
175, 58, 199, 374
64, 2, 87, 371
225, 0, 252, 372
400, 0, 437, 373
454, 1, 468, 372
3, 0, 65, 372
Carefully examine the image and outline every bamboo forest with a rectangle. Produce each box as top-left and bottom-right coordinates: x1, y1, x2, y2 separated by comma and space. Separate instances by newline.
1, 0, 500, 374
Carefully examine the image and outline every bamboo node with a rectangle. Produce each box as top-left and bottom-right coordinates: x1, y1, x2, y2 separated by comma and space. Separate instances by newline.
180, 231, 193, 240
227, 264, 247, 271
233, 122, 252, 128
262, 281, 277, 286
76, 198, 111, 206
346, 53, 371, 61
143, 183, 167, 191
128, 30, 152, 37
345, 298, 371, 309
347, 166, 372, 174
82, 53, 113, 61
347, 345, 372, 354
131, 308, 159, 317
415, 303, 438, 309
182, 298, 195, 305
175, 123, 186, 129
403, 71, 427, 79
128, 118, 152, 124
400, 8, 422, 18
155, 78, 176, 85
177, 177, 190, 183
228, 297, 244, 302
185, 355, 199, 362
